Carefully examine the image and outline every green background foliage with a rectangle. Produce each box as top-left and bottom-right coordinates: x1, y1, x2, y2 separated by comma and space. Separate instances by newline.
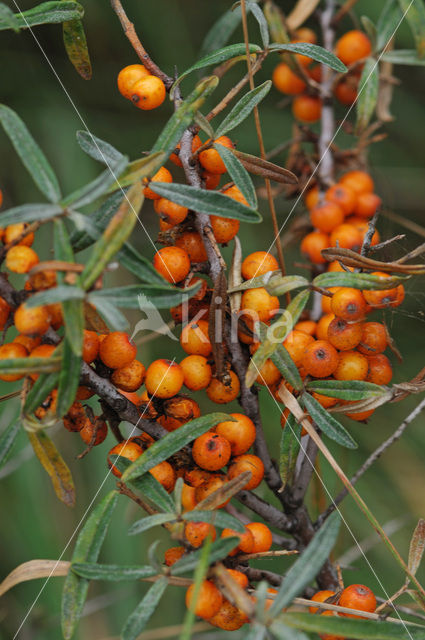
0, 0, 424, 638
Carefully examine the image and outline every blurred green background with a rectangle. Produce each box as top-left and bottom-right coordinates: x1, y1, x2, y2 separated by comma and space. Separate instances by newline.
0, 0, 425, 638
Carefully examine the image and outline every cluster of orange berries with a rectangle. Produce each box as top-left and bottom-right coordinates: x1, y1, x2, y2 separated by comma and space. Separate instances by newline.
272, 28, 372, 121
117, 63, 166, 110
310, 584, 376, 640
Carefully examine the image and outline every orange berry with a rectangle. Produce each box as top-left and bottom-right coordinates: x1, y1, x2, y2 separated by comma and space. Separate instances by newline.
354, 192, 381, 218
310, 201, 345, 233
181, 482, 197, 511
153, 246, 191, 284
345, 405, 375, 421
335, 30, 372, 65
255, 357, 282, 386
366, 353, 392, 385
272, 62, 306, 95
180, 354, 212, 390
339, 584, 376, 618
206, 370, 241, 404
164, 546, 185, 567
241, 287, 279, 323
362, 272, 404, 309
176, 231, 208, 263
340, 170, 374, 195
170, 134, 202, 167
6, 245, 39, 273
292, 95, 322, 123
180, 319, 212, 356
334, 350, 369, 381
317, 313, 335, 340
228, 454, 264, 490
99, 331, 137, 369
241, 251, 279, 280
184, 467, 212, 487
185, 521, 216, 548
309, 590, 336, 614
335, 78, 358, 105
305, 185, 319, 210
199, 136, 234, 174
357, 322, 387, 355
119, 390, 143, 406
210, 215, 240, 244
144, 359, 184, 398
150, 460, 176, 492
194, 474, 229, 507
143, 166, 172, 200
327, 317, 363, 351
27, 269, 57, 291
202, 170, 221, 190
0, 343, 28, 382
13, 334, 40, 352
294, 27, 317, 44
117, 64, 150, 99
221, 526, 254, 556
154, 197, 188, 226
14, 303, 50, 336
330, 223, 362, 251
192, 432, 231, 471
215, 413, 256, 456
80, 419, 108, 446
295, 320, 317, 336
82, 330, 99, 364
185, 580, 223, 619
325, 184, 357, 215
4, 223, 34, 247
301, 230, 330, 264
209, 600, 248, 630
302, 340, 339, 378
131, 75, 166, 110
111, 359, 145, 392
246, 522, 273, 553
283, 330, 315, 366
0, 296, 11, 330
223, 184, 248, 206
347, 216, 380, 246
107, 441, 143, 477
312, 391, 338, 409
224, 568, 249, 589
331, 287, 367, 321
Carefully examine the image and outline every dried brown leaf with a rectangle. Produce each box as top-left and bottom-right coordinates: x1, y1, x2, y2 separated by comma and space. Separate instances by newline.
233, 149, 298, 184
286, 0, 321, 30
321, 247, 425, 274
0, 559, 70, 597
408, 519, 425, 578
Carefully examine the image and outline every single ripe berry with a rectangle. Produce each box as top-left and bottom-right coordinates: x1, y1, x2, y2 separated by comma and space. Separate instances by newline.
143, 166, 173, 200
215, 413, 256, 456
301, 231, 330, 264
150, 460, 176, 492
366, 353, 392, 385
99, 331, 137, 369
241, 251, 279, 280
241, 287, 279, 323
80, 418, 108, 446
208, 600, 248, 630
0, 296, 11, 330
192, 432, 231, 471
117, 64, 150, 99
206, 370, 241, 404
254, 355, 282, 386
295, 320, 317, 336
283, 330, 315, 366
228, 454, 264, 490
6, 246, 39, 273
325, 183, 357, 215
347, 216, 380, 246
340, 170, 374, 195
354, 192, 381, 218
327, 318, 363, 351
330, 223, 362, 251
154, 197, 188, 226
292, 95, 322, 123
335, 77, 358, 105
185, 521, 216, 548
331, 287, 367, 321
111, 359, 145, 392
176, 231, 208, 263
316, 313, 335, 340
185, 580, 222, 619
334, 350, 369, 381
194, 474, 230, 508
224, 568, 249, 589
272, 62, 306, 95
310, 201, 345, 233
82, 330, 99, 364
305, 184, 319, 210
223, 184, 248, 206
210, 215, 240, 244
144, 359, 184, 398
4, 223, 34, 247
0, 343, 28, 382
312, 391, 338, 408
28, 343, 56, 381
180, 355, 212, 391
199, 136, 234, 174
202, 170, 221, 190
301, 340, 339, 378
164, 546, 185, 567
107, 441, 143, 477
180, 319, 212, 356
153, 246, 191, 284
220, 526, 254, 556
335, 30, 372, 65
309, 590, 336, 614
357, 322, 387, 355
362, 272, 404, 309
339, 584, 376, 618
14, 303, 50, 336
131, 75, 166, 110
245, 522, 273, 553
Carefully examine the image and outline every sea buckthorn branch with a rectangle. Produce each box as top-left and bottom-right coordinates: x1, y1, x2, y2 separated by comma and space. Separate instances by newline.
318, 0, 336, 190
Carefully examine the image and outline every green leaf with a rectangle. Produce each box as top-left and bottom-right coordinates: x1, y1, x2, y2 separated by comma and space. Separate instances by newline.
122, 577, 168, 640
216, 81, 272, 138
0, 356, 61, 375
0, 419, 20, 470
280, 611, 424, 640
279, 412, 301, 489
227, 270, 280, 292
154, 77, 219, 161
356, 58, 379, 133
408, 519, 425, 578
119, 243, 169, 285
123, 413, 231, 482
0, 105, 61, 202
63, 17, 92, 80
149, 182, 262, 223
88, 280, 201, 310
71, 563, 157, 581
194, 111, 215, 138
313, 271, 407, 290
0, 3, 20, 32
56, 339, 82, 417
0, 203, 63, 226
360, 16, 377, 48
174, 43, 262, 88
305, 379, 386, 401
271, 621, 310, 640
63, 156, 128, 208
382, 49, 425, 65
128, 513, 176, 536
245, 623, 267, 640
181, 510, 245, 532
0, 1, 83, 31
70, 191, 123, 251
200, 5, 242, 56
24, 286, 85, 308
27, 430, 75, 507
61, 491, 117, 639
269, 513, 341, 615
170, 537, 240, 575
376, 0, 402, 51
247, 1, 269, 47
107, 152, 165, 193
270, 344, 303, 392
131, 472, 176, 513
266, 275, 310, 297
246, 289, 310, 387
24, 372, 59, 415
300, 393, 358, 449
269, 42, 347, 72
80, 182, 144, 290
398, 0, 425, 58
89, 297, 129, 331
76, 131, 125, 165
214, 142, 257, 207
